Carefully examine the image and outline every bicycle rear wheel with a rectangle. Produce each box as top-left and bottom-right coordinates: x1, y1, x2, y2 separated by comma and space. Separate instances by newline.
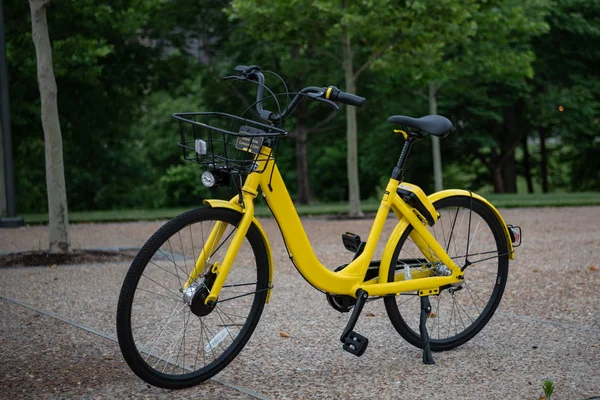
384, 195, 509, 351
116, 208, 269, 389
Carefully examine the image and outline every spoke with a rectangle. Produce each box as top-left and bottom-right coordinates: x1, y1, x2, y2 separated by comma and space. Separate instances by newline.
216, 302, 249, 330
193, 319, 203, 371
200, 220, 209, 270
466, 218, 484, 256
132, 308, 191, 332
198, 314, 210, 365
452, 294, 471, 329
210, 310, 249, 320
157, 247, 189, 281
465, 281, 486, 313
156, 317, 188, 372
209, 224, 237, 259
167, 239, 184, 290
140, 301, 188, 363
446, 207, 460, 254
178, 230, 189, 276
222, 282, 259, 288
454, 209, 468, 260
465, 198, 474, 261
217, 287, 269, 303
401, 239, 420, 260
463, 280, 489, 308
177, 305, 192, 374
226, 253, 256, 280
464, 253, 503, 265
434, 295, 441, 339
190, 224, 197, 277
448, 293, 456, 338
427, 295, 440, 337
134, 287, 182, 302
147, 258, 186, 280
439, 211, 449, 251
214, 308, 238, 344
198, 315, 228, 356
140, 273, 183, 299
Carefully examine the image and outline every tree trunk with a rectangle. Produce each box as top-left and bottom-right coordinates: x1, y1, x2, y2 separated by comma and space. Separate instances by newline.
500, 104, 520, 193
491, 163, 504, 193
294, 107, 314, 204
539, 126, 549, 193
429, 81, 443, 192
29, 0, 70, 253
501, 150, 517, 193
0, 122, 6, 217
342, 21, 362, 217
522, 133, 534, 193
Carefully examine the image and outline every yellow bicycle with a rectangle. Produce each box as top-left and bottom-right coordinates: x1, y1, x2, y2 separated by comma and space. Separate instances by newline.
116, 65, 522, 389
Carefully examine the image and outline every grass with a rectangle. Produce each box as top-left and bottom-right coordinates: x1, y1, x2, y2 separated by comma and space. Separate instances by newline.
20, 201, 382, 225
19, 192, 600, 225
483, 192, 600, 207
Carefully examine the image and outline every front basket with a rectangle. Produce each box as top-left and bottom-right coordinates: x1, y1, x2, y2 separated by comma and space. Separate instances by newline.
172, 112, 288, 174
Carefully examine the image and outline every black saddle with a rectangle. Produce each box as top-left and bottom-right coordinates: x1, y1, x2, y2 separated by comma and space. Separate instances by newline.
387, 115, 453, 137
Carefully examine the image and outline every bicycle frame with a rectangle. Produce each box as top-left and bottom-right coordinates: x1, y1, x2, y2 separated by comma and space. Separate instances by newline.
189, 146, 467, 305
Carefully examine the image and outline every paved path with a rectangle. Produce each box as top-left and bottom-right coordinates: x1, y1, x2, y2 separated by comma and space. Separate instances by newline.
1, 207, 599, 399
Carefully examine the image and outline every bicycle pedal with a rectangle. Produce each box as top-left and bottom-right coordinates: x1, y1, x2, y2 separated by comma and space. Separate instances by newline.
342, 232, 362, 253
342, 331, 369, 357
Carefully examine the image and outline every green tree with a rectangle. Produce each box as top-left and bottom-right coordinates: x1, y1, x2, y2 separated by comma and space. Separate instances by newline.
28, 0, 70, 253
228, 1, 345, 204
6, 0, 196, 212
230, 0, 493, 214
430, 0, 549, 193
527, 0, 600, 192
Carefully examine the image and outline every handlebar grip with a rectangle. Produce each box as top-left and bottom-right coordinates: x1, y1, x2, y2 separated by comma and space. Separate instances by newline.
326, 87, 366, 108
337, 91, 366, 107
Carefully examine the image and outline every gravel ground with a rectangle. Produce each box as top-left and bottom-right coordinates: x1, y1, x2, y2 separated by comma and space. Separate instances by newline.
0, 206, 599, 399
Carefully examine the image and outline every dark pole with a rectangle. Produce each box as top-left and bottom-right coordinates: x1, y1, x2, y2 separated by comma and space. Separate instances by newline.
0, 0, 24, 227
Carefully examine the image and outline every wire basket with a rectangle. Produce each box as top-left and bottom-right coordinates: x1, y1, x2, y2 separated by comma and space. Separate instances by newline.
172, 112, 288, 174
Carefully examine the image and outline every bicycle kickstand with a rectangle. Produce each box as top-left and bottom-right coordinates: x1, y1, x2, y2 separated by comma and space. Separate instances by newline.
420, 296, 435, 365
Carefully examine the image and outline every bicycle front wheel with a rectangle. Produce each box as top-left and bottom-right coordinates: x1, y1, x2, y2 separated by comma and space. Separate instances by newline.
384, 195, 509, 351
116, 208, 269, 389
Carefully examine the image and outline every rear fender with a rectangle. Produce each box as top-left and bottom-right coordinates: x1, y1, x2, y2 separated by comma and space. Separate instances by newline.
427, 190, 515, 260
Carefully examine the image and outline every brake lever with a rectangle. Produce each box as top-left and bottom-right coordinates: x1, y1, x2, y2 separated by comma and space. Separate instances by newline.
222, 75, 246, 81
315, 96, 339, 111
307, 92, 339, 111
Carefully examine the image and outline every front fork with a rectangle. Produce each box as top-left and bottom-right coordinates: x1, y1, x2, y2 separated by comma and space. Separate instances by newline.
183, 220, 228, 289
184, 191, 257, 305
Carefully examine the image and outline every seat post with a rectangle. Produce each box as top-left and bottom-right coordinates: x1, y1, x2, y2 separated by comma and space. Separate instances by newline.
391, 136, 416, 182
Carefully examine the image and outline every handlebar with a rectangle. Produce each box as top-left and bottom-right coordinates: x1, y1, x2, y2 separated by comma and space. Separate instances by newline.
324, 86, 367, 108
225, 65, 366, 123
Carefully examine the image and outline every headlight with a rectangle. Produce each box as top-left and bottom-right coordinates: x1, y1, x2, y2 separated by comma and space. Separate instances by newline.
201, 170, 216, 188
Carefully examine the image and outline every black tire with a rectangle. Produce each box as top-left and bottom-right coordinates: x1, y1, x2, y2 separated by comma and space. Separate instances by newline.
116, 208, 269, 389
384, 195, 509, 351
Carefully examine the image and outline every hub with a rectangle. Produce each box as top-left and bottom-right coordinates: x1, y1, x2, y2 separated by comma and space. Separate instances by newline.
183, 271, 217, 317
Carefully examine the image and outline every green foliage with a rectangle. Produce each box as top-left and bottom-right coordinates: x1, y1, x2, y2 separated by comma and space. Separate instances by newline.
525, 0, 600, 191
20, 191, 600, 224
542, 379, 555, 400
7, 0, 201, 212
7, 0, 598, 213
155, 164, 209, 207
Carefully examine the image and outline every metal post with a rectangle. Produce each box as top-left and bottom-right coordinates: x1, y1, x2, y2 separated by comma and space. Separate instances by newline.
0, 0, 24, 227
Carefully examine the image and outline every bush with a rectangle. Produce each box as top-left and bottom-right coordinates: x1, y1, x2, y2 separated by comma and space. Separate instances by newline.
156, 164, 209, 207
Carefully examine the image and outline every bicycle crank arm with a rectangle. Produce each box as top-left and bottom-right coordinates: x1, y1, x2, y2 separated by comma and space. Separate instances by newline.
340, 289, 370, 356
